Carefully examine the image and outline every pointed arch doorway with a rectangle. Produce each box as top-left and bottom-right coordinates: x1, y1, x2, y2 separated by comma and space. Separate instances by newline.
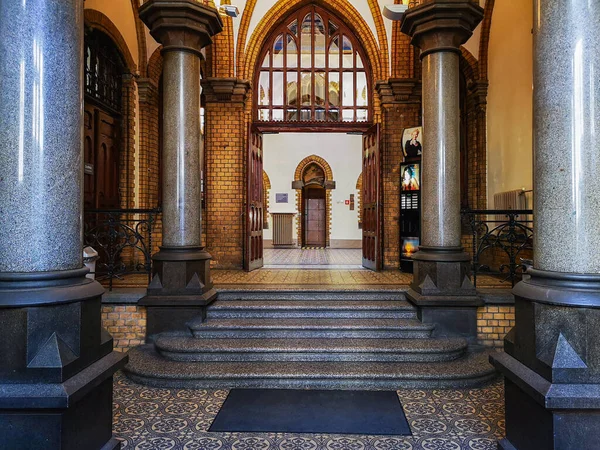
246, 3, 381, 271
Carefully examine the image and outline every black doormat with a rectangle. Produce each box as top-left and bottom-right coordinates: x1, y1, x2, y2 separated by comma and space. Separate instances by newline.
209, 389, 411, 436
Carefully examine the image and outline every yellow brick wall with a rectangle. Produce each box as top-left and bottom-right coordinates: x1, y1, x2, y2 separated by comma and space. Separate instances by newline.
477, 305, 515, 347
102, 305, 147, 352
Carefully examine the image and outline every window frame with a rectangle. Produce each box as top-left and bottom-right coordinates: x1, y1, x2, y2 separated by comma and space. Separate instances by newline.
253, 4, 373, 130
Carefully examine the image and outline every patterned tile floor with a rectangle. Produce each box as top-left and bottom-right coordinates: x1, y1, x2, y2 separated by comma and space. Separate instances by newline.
103, 271, 507, 291
113, 373, 505, 449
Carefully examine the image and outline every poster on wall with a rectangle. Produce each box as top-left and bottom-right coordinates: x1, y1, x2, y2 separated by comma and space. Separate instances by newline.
401, 237, 420, 259
402, 126, 423, 159
400, 163, 420, 192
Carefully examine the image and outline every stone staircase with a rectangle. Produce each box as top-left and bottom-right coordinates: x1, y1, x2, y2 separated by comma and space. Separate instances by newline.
125, 290, 496, 389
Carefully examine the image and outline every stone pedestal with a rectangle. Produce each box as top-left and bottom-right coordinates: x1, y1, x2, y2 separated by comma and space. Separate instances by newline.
139, 0, 222, 339
0, 0, 126, 448
491, 1, 600, 448
400, 1, 483, 339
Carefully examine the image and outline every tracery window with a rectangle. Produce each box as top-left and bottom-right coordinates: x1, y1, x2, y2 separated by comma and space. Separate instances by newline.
255, 5, 370, 123
85, 29, 124, 112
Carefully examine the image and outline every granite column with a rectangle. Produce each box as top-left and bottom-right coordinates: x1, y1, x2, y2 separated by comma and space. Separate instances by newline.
139, 0, 223, 338
401, 1, 483, 339
0, 0, 126, 447
491, 1, 600, 448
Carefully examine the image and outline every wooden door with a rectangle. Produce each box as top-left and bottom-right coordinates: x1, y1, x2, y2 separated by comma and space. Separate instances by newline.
304, 187, 326, 247
83, 104, 120, 210
362, 124, 381, 271
84, 104, 96, 210
245, 127, 264, 271
96, 110, 120, 209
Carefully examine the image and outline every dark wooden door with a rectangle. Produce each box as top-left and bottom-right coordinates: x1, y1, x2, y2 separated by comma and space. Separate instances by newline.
304, 187, 326, 247
83, 104, 120, 209
362, 124, 381, 271
245, 126, 264, 271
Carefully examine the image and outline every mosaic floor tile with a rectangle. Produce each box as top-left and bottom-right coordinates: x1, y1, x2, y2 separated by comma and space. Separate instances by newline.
113, 373, 505, 450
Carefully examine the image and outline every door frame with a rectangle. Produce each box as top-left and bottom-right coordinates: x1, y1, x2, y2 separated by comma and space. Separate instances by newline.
302, 185, 327, 248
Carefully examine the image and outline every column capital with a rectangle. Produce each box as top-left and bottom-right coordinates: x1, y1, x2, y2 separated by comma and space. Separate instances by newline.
376, 79, 422, 105
400, 0, 483, 58
137, 78, 159, 103
139, 0, 223, 57
202, 78, 251, 104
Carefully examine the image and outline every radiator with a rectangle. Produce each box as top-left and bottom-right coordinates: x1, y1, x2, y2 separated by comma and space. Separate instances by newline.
493, 189, 531, 223
272, 213, 294, 246
493, 189, 527, 210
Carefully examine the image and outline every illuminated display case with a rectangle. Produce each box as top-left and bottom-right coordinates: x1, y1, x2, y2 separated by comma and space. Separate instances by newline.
400, 161, 421, 272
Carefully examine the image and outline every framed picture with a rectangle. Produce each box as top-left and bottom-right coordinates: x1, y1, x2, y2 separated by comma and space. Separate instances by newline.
401, 237, 420, 258
402, 126, 423, 159
400, 163, 420, 192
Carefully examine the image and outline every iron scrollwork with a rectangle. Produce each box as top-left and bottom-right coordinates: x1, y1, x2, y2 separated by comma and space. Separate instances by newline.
84, 208, 161, 290
462, 209, 534, 287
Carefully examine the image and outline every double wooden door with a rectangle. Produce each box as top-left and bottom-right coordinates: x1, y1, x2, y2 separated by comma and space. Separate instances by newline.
84, 103, 120, 210
303, 187, 326, 247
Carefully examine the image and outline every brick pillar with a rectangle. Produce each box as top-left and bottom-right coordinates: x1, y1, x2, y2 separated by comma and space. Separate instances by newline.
203, 78, 251, 269
376, 79, 422, 269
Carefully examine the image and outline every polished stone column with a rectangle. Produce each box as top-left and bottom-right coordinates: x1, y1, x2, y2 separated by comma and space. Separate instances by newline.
0, 0, 126, 448
139, 0, 222, 338
491, 1, 600, 448
401, 1, 483, 339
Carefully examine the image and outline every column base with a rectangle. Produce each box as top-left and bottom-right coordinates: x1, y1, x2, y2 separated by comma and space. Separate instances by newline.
0, 268, 127, 449
407, 246, 481, 339
140, 246, 217, 339
491, 269, 600, 450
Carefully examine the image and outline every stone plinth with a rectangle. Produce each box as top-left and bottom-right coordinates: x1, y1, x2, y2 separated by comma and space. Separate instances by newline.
139, 0, 222, 337
400, 0, 483, 339
492, 1, 600, 448
0, 0, 126, 447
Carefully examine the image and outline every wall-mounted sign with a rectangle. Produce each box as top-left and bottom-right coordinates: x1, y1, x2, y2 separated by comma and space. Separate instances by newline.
84, 163, 94, 175
276, 193, 288, 203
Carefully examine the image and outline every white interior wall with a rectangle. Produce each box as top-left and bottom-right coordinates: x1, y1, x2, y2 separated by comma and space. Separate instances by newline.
263, 133, 363, 246
487, 0, 533, 202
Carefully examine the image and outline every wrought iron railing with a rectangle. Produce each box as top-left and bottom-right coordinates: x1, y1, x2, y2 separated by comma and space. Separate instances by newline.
462, 209, 534, 287
84, 208, 161, 290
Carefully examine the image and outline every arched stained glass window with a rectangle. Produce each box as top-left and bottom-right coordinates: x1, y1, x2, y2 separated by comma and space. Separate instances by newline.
255, 5, 370, 123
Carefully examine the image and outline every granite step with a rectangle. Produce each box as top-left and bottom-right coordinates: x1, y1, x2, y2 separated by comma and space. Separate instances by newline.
215, 290, 408, 302
125, 345, 497, 390
155, 335, 467, 362
207, 300, 417, 319
188, 318, 435, 339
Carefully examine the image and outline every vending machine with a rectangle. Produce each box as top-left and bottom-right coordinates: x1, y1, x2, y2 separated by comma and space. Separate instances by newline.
399, 161, 421, 273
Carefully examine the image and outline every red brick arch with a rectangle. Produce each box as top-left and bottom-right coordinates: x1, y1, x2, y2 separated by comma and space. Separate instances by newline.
241, 0, 384, 83
84, 9, 137, 74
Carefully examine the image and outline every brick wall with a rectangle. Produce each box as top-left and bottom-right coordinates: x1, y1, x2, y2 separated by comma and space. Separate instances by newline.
203, 80, 250, 268
477, 305, 515, 347
102, 305, 147, 352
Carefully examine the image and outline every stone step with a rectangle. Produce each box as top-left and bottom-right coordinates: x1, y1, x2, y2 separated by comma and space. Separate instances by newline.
215, 290, 407, 302
188, 318, 435, 339
207, 300, 417, 319
125, 345, 497, 390
155, 335, 467, 362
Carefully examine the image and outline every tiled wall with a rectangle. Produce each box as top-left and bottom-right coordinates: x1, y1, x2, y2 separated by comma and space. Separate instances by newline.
477, 305, 515, 347
102, 305, 147, 352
